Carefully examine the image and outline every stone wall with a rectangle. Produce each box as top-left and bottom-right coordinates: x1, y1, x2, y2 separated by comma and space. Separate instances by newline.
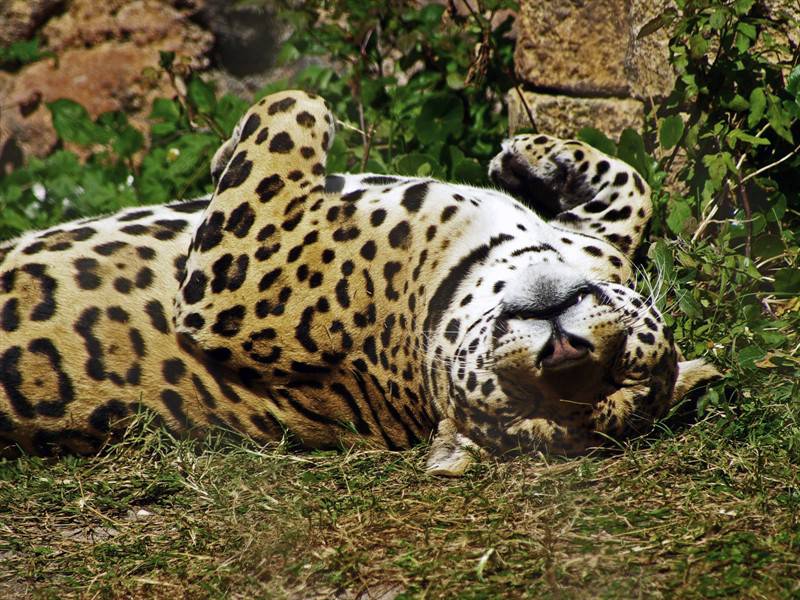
0, 0, 288, 171
510, 0, 800, 140
0, 1, 214, 166
510, 0, 674, 139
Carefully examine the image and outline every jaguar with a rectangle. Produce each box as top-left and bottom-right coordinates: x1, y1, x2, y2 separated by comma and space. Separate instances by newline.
0, 90, 718, 475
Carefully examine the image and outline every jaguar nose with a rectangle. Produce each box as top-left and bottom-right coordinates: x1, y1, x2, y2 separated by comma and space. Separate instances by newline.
538, 333, 593, 370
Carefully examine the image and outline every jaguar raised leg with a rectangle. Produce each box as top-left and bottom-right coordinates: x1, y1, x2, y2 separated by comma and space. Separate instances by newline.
489, 134, 651, 263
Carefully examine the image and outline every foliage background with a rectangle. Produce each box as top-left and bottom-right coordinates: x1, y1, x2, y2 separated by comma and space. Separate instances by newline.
1, 0, 799, 596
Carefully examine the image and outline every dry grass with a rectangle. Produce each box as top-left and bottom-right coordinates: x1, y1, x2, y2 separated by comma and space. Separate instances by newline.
1, 405, 798, 599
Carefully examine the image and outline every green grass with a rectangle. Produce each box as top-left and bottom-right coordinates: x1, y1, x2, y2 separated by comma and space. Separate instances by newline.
1, 391, 798, 599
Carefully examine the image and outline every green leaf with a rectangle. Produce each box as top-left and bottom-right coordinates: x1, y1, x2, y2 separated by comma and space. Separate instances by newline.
394, 153, 438, 177
159, 51, 175, 70
418, 4, 445, 26
168, 133, 217, 179
577, 127, 617, 156
276, 43, 300, 66
150, 98, 181, 123
0, 37, 49, 68
766, 195, 786, 222
617, 128, 650, 177
646, 239, 675, 292
48, 99, 107, 146
787, 65, 800, 105
747, 88, 766, 128
696, 387, 719, 417
733, 0, 755, 15
766, 95, 795, 143
415, 94, 464, 144
703, 152, 735, 185
726, 129, 770, 147
774, 269, 800, 295
452, 157, 484, 183
734, 32, 752, 53
678, 293, 703, 318
737, 22, 757, 40
96, 111, 144, 158
326, 135, 349, 173
187, 77, 216, 114
709, 8, 729, 29
689, 33, 709, 59
666, 199, 692, 235
150, 122, 177, 137
446, 71, 465, 90
723, 93, 750, 112
659, 115, 685, 149
214, 94, 250, 137
137, 150, 171, 203
737, 345, 765, 371
751, 235, 784, 260
636, 9, 677, 40
112, 127, 145, 158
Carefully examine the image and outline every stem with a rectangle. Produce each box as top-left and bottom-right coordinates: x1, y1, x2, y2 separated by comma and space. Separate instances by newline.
740, 144, 800, 184
360, 123, 376, 172
736, 173, 752, 259
513, 84, 537, 133
692, 181, 728, 243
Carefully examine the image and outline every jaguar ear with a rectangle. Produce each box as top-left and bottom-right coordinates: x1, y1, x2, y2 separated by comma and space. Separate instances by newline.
210, 136, 236, 185
425, 419, 485, 477
672, 358, 722, 403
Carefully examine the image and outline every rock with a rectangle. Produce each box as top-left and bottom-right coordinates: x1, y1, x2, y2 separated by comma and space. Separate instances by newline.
0, 0, 63, 46
42, 0, 210, 56
760, 0, 800, 56
199, 0, 297, 96
515, 0, 629, 96
508, 90, 645, 140
626, 0, 678, 100
0, 0, 212, 162
4, 44, 165, 159
200, 0, 287, 79
514, 0, 674, 99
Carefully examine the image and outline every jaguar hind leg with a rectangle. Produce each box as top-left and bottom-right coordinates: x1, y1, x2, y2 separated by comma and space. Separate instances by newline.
175, 90, 337, 376
489, 134, 652, 261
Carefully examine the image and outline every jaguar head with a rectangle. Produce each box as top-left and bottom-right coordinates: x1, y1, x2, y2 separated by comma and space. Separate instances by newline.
426, 262, 719, 475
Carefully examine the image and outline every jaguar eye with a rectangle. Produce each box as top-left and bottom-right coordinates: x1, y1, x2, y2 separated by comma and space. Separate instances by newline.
572, 286, 595, 306
506, 310, 530, 321
500, 285, 595, 322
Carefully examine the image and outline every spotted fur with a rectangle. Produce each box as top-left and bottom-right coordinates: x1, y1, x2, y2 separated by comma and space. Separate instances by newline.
0, 91, 718, 473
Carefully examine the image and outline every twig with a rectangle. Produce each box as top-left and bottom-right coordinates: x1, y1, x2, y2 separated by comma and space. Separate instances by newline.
693, 136, 794, 243
461, 0, 482, 22
736, 173, 752, 259
740, 144, 800, 184
337, 119, 365, 136
360, 123, 376, 172
356, 96, 367, 145
691, 183, 726, 243
513, 83, 537, 133
354, 91, 375, 171
375, 20, 384, 78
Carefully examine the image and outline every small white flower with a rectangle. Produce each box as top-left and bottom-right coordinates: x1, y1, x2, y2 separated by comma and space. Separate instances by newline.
32, 183, 46, 201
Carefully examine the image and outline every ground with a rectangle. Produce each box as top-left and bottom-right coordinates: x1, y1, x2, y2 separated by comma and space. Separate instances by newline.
1, 398, 797, 599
